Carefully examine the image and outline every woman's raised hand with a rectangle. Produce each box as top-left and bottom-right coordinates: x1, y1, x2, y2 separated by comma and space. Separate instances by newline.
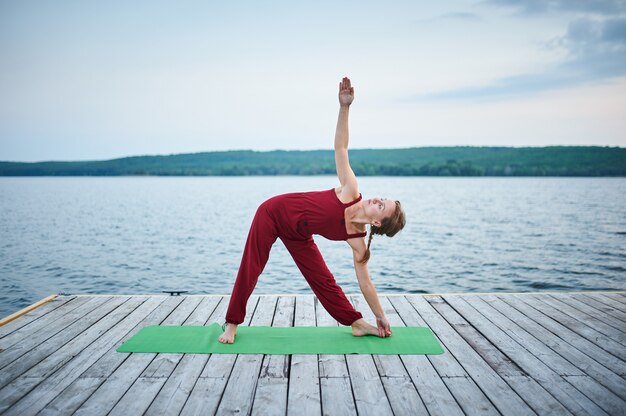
338, 76, 354, 107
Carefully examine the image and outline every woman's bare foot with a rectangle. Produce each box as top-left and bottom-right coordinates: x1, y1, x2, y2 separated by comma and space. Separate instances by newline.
351, 318, 381, 337
218, 323, 237, 344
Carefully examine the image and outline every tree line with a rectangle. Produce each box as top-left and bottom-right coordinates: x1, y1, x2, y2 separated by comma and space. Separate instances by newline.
1, 146, 624, 176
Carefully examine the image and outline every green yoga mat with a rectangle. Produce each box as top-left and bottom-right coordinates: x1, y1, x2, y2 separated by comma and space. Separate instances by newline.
116, 323, 445, 355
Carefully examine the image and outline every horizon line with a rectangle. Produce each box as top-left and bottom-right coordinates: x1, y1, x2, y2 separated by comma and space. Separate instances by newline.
2, 144, 625, 164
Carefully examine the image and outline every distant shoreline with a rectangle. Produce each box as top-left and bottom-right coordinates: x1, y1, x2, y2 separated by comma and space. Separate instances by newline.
3, 175, 626, 178
1, 146, 625, 177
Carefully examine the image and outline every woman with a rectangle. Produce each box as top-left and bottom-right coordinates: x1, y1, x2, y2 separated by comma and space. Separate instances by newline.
218, 77, 406, 344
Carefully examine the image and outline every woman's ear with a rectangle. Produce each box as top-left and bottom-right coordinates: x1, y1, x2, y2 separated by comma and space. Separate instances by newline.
372, 220, 381, 227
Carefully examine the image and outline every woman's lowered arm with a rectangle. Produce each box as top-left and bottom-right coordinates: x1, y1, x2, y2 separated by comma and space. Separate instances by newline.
348, 239, 392, 337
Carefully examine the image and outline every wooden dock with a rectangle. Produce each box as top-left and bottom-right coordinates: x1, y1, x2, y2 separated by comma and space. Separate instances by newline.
0, 292, 624, 415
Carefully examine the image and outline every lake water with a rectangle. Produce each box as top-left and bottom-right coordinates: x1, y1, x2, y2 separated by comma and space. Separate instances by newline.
1, 176, 625, 319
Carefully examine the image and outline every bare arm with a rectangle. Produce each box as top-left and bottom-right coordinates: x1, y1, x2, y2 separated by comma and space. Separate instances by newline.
335, 77, 358, 193
348, 238, 392, 337
352, 249, 385, 318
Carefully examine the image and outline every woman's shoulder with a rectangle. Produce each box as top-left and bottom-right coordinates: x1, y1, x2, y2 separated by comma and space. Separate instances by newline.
334, 185, 360, 204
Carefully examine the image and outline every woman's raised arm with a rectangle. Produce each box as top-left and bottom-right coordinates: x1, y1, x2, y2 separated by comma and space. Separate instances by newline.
335, 77, 358, 192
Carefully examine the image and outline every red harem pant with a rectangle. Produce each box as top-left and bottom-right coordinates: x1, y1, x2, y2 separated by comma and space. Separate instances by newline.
225, 203, 363, 326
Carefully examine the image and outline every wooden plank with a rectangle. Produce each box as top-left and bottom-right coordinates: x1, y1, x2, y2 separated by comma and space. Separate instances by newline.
572, 293, 626, 322
0, 296, 121, 391
0, 296, 144, 415
79, 296, 185, 379
38, 377, 104, 415
515, 294, 625, 361
387, 295, 473, 416
346, 350, 393, 416
316, 297, 357, 416
381, 295, 458, 416
588, 294, 626, 316
215, 295, 278, 415
143, 296, 223, 416
448, 294, 612, 415
482, 295, 626, 402
251, 296, 295, 415
442, 295, 574, 415
562, 374, 626, 416
0, 296, 77, 339
429, 295, 551, 415
179, 295, 259, 416
38, 295, 186, 416
409, 295, 528, 415
105, 296, 207, 415
499, 295, 626, 377
399, 295, 502, 416
350, 294, 418, 416
369, 295, 419, 380
287, 295, 322, 416
392, 297, 467, 378
547, 294, 626, 333
1, 296, 164, 415
0, 297, 109, 371
539, 295, 626, 341
20, 297, 131, 382
601, 293, 626, 306
71, 295, 178, 416
448, 296, 584, 375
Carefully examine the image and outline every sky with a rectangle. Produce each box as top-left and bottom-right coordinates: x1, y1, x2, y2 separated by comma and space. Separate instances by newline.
1, 0, 625, 162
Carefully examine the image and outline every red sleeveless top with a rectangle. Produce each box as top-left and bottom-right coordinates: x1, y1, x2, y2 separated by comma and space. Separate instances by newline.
263, 188, 367, 241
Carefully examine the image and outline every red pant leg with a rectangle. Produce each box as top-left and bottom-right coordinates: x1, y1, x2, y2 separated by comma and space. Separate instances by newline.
281, 236, 363, 326
225, 204, 278, 325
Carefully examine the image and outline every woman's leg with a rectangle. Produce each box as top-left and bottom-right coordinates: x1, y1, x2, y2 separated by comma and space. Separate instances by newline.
224, 205, 278, 325
281, 236, 363, 326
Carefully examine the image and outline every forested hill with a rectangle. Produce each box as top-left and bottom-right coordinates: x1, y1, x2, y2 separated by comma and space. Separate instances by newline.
1, 146, 625, 176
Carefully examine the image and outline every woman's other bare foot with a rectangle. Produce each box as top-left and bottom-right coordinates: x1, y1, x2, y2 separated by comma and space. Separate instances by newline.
351, 318, 381, 337
218, 323, 237, 344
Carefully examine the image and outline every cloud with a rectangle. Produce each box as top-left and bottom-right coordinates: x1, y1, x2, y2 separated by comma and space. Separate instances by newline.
415, 13, 626, 101
486, 0, 626, 15
553, 16, 626, 77
563, 16, 626, 45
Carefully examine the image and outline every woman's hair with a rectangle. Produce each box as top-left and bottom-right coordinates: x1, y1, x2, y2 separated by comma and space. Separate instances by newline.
358, 200, 406, 264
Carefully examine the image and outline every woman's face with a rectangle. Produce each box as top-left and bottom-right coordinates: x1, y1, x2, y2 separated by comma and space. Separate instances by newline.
364, 197, 395, 227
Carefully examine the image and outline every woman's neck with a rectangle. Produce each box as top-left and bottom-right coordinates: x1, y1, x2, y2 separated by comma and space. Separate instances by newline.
346, 201, 370, 225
